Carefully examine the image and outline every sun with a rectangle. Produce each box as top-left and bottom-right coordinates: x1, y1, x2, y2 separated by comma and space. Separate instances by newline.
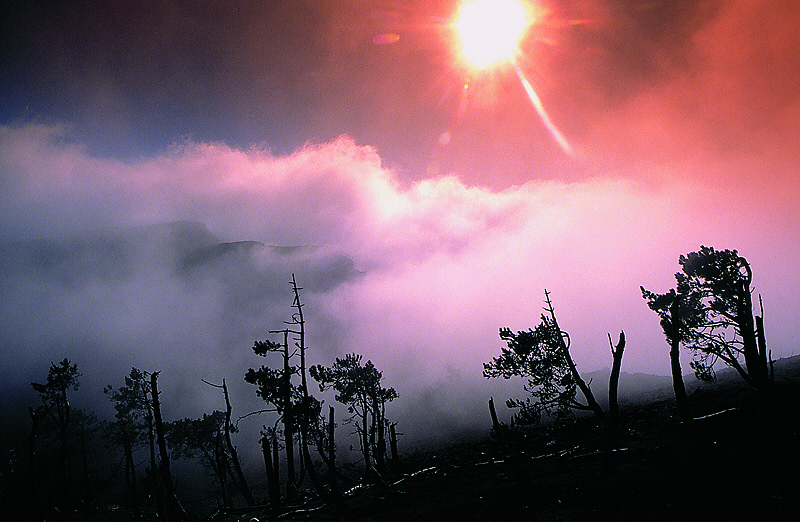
455, 0, 533, 70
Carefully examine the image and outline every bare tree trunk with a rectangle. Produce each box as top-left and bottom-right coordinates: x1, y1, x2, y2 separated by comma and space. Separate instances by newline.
369, 408, 376, 468
669, 344, 690, 421
607, 331, 626, 459
488, 397, 501, 433
566, 345, 604, 418
373, 396, 386, 476
608, 331, 626, 421
488, 397, 508, 457
289, 278, 327, 498
756, 315, 768, 372
261, 433, 280, 514
145, 400, 167, 521
271, 431, 281, 505
220, 379, 255, 506
300, 434, 327, 501
545, 290, 605, 420
261, 430, 281, 516
121, 424, 142, 522
669, 299, 692, 423
328, 406, 341, 500
389, 423, 401, 471
215, 431, 231, 508
755, 297, 774, 390
150, 372, 187, 522
737, 275, 770, 394
281, 333, 298, 500
361, 405, 371, 477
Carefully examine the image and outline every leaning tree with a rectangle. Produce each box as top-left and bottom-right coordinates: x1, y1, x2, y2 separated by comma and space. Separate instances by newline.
640, 287, 704, 422
483, 290, 604, 428
644, 247, 773, 398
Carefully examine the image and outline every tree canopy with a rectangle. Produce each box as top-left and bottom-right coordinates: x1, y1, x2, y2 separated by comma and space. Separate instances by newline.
311, 353, 397, 475
484, 291, 603, 427
643, 246, 772, 390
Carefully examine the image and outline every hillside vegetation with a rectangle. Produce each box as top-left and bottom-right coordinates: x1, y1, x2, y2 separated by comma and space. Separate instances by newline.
207, 356, 800, 522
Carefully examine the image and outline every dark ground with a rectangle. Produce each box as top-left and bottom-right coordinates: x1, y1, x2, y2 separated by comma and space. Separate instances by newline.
207, 359, 800, 522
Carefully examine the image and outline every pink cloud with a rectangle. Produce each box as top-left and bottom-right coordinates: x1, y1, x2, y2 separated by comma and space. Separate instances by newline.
2, 122, 799, 441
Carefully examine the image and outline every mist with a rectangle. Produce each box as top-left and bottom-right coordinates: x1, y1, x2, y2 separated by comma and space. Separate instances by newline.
3, 123, 799, 453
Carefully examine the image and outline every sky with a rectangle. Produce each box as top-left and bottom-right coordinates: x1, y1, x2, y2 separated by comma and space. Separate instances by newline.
2, 0, 800, 447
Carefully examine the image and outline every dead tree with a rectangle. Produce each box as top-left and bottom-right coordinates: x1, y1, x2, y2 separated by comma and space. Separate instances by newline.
389, 422, 402, 471
246, 275, 337, 502
150, 372, 187, 522
203, 378, 255, 506
487, 397, 507, 454
607, 331, 626, 421
545, 291, 605, 420
286, 275, 328, 499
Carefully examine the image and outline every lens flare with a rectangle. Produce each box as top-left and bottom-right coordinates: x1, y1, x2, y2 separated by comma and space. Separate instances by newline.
514, 64, 573, 156
373, 33, 400, 45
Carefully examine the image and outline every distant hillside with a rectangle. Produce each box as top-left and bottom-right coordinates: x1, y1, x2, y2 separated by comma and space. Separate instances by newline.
585, 354, 800, 409
0, 220, 361, 290
583, 369, 673, 407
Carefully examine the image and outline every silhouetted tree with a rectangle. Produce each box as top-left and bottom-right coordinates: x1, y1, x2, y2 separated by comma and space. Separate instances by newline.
483, 290, 604, 427
150, 372, 187, 522
245, 275, 333, 501
105, 368, 153, 521
168, 411, 234, 507
640, 288, 703, 422
30, 358, 81, 519
245, 332, 301, 499
645, 247, 774, 398
284, 275, 328, 498
202, 378, 254, 506
607, 331, 626, 422
310, 354, 398, 479
105, 368, 174, 520
678, 247, 773, 394
260, 426, 282, 513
